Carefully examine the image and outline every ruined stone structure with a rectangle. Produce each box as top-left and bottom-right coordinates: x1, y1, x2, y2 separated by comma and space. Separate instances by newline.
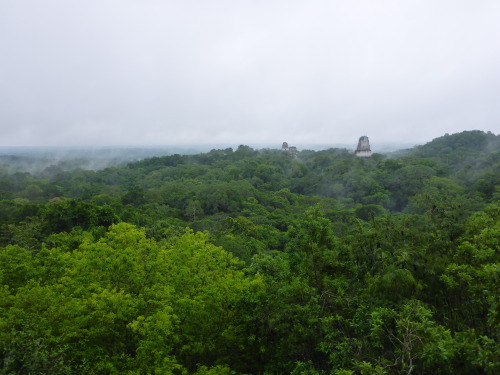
355, 136, 372, 158
282, 142, 298, 155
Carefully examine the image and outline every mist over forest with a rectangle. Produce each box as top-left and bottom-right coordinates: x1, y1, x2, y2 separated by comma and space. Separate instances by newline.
2, 1, 499, 371
0, 130, 498, 374
0, 140, 420, 176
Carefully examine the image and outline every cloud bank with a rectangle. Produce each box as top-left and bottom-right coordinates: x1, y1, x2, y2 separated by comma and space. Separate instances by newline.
1, 0, 499, 147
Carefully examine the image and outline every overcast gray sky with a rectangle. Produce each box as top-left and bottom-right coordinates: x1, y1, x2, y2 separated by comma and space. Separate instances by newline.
1, 0, 499, 147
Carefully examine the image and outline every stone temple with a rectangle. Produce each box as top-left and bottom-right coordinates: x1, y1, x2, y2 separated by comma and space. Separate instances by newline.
282, 142, 297, 154
355, 136, 372, 158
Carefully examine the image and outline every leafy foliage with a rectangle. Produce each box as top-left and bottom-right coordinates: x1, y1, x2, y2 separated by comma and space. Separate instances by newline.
0, 131, 498, 374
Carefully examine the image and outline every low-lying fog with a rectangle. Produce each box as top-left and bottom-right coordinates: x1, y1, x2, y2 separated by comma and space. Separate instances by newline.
0, 142, 418, 175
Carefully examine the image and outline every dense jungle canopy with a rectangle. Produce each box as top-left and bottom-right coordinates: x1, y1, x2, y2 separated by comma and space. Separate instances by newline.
0, 130, 498, 374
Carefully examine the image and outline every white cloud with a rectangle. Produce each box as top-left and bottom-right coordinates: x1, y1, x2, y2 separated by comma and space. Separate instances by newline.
1, 0, 499, 146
